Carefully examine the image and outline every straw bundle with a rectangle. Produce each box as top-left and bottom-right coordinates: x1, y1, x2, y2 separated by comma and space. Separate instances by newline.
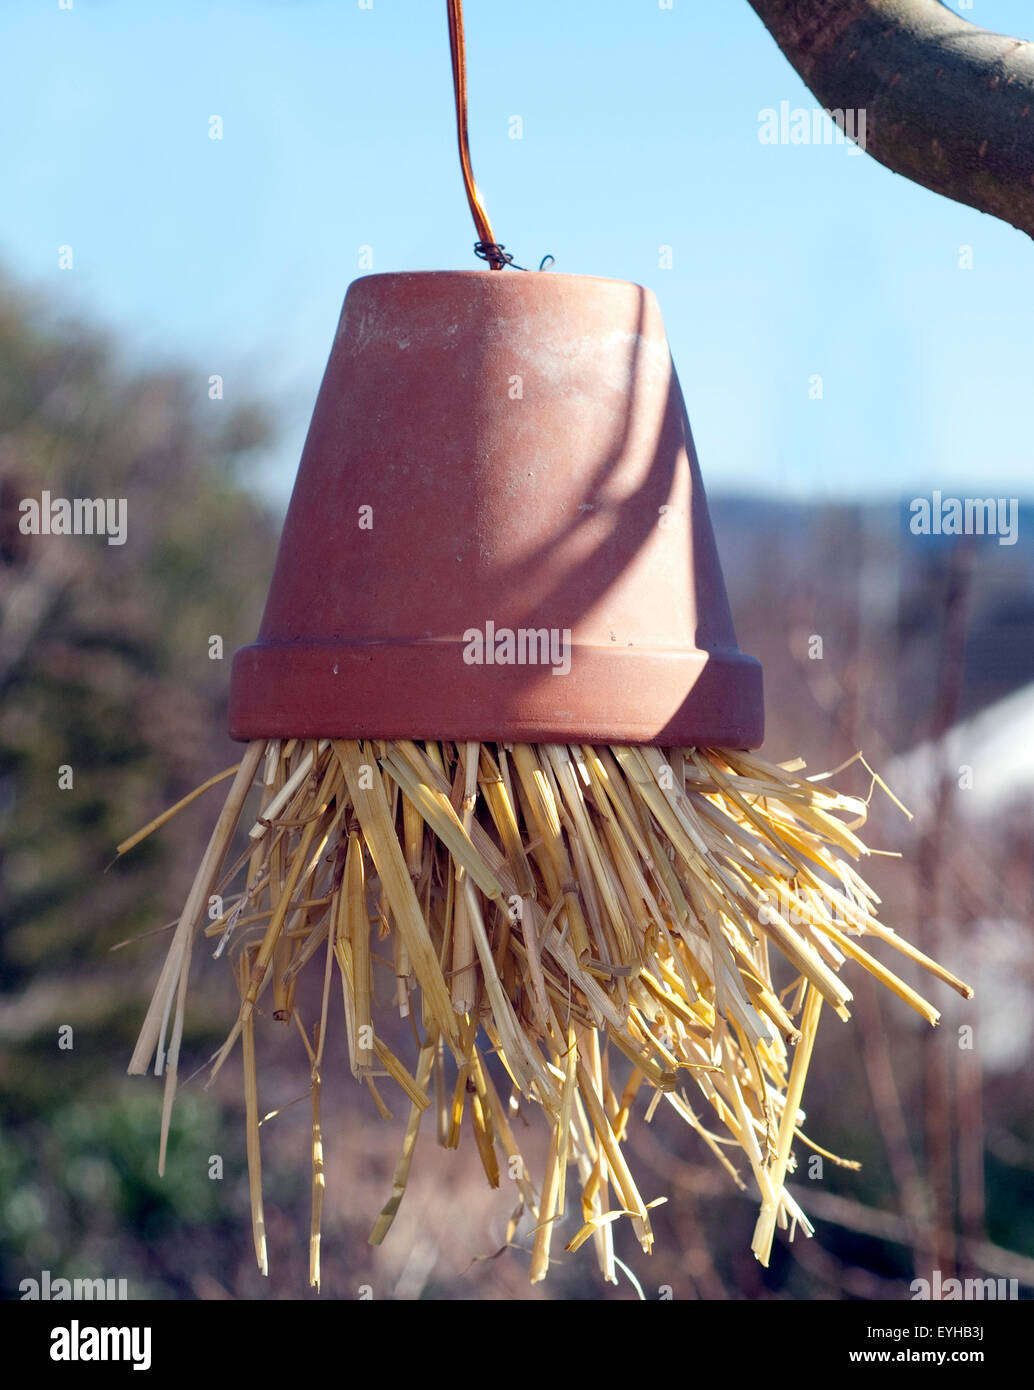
123, 737, 971, 1287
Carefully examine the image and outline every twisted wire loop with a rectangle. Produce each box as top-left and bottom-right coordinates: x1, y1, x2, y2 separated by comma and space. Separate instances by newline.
474, 240, 516, 270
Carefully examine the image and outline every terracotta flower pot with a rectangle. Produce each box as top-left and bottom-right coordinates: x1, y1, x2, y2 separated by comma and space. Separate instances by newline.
229, 270, 763, 747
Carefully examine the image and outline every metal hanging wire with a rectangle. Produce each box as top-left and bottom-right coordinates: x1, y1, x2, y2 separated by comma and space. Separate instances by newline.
446, 0, 553, 271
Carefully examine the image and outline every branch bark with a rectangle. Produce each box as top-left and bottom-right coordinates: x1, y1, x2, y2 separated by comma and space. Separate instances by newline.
746, 0, 1034, 239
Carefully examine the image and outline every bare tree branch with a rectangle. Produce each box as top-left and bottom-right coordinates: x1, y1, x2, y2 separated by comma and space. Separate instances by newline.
747, 0, 1034, 239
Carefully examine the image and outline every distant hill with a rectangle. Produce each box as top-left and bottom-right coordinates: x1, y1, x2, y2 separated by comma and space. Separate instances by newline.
707, 494, 1034, 760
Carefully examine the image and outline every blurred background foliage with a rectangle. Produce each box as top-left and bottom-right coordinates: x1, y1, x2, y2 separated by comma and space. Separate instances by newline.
1, 274, 1032, 1301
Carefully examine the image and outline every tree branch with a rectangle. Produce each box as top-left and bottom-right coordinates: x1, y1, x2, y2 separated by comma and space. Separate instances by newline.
746, 0, 1034, 239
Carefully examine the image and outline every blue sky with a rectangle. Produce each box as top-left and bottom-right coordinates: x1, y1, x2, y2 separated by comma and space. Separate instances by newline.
1, 0, 1032, 507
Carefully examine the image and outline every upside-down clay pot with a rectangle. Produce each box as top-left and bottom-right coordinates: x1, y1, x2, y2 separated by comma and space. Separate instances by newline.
228, 270, 764, 747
